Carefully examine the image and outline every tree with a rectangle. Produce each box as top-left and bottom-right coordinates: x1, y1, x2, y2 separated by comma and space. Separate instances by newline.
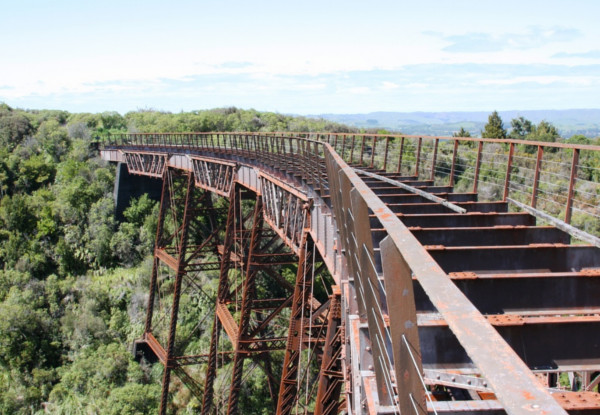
0, 106, 33, 151
453, 127, 471, 137
529, 120, 559, 143
509, 116, 534, 139
481, 111, 507, 139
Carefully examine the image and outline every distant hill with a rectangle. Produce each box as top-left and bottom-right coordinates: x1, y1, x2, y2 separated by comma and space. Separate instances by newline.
311, 109, 600, 138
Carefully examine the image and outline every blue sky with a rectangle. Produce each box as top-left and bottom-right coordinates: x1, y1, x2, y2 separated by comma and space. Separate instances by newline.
1, 0, 599, 114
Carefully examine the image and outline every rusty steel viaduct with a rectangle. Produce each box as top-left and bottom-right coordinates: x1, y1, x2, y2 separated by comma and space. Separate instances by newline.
101, 132, 600, 415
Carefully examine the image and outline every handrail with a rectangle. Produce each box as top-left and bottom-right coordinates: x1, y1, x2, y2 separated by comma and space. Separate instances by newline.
103, 131, 600, 232
323, 142, 566, 415
104, 131, 600, 151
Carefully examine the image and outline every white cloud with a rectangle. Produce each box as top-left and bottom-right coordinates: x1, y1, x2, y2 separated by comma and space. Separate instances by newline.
343, 87, 371, 94
381, 81, 399, 90
478, 76, 598, 86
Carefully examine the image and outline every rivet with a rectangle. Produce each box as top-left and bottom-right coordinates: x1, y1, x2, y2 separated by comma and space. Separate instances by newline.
451, 377, 456, 382
368, 365, 373, 370
365, 346, 371, 352
531, 404, 540, 409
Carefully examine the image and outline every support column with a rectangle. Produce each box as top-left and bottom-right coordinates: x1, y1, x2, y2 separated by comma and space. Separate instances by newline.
314, 286, 344, 415
276, 224, 315, 415
159, 172, 196, 415
201, 184, 240, 415
227, 196, 265, 414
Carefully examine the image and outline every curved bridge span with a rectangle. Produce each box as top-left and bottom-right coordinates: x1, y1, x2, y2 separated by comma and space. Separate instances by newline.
101, 133, 600, 415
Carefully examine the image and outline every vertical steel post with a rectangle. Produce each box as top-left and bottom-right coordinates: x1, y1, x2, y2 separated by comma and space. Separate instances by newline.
276, 222, 313, 415
565, 148, 580, 224
473, 141, 483, 194
396, 136, 405, 174
414, 137, 423, 178
360, 135, 366, 166
201, 185, 239, 415
503, 142, 515, 202
430, 138, 439, 181
382, 136, 390, 171
370, 136, 376, 168
159, 172, 196, 415
227, 196, 264, 415
144, 169, 171, 334
531, 145, 543, 208
449, 139, 459, 187
314, 286, 343, 415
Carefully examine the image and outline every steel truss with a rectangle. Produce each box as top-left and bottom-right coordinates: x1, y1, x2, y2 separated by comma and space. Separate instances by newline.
133, 164, 342, 414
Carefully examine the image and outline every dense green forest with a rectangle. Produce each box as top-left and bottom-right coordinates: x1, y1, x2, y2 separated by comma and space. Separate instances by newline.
0, 103, 598, 414
0, 104, 357, 414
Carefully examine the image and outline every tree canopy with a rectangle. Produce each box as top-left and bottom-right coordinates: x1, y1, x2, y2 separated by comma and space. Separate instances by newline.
481, 110, 507, 139
0, 103, 356, 414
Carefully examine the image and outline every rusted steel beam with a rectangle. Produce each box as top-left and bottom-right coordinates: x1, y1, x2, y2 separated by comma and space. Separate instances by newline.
383, 136, 390, 171
417, 319, 600, 371
356, 192, 476, 205
372, 192, 476, 204
362, 179, 435, 187
276, 229, 314, 415
394, 212, 535, 228
349, 187, 394, 405
358, 169, 466, 213
530, 146, 543, 208
544, 145, 583, 221
124, 151, 168, 177
415, 136, 423, 177
201, 185, 240, 415
227, 195, 264, 414
144, 169, 171, 334
387, 201, 506, 214
449, 139, 459, 187
396, 136, 405, 174
370, 136, 376, 168
314, 286, 344, 415
503, 142, 515, 201
381, 236, 426, 415
428, 245, 600, 273
159, 172, 195, 415
325, 145, 568, 415
509, 198, 600, 248
430, 138, 439, 181
472, 141, 483, 193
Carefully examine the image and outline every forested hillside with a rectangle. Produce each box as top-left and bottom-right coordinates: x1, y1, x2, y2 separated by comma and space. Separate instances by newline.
0, 104, 354, 414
